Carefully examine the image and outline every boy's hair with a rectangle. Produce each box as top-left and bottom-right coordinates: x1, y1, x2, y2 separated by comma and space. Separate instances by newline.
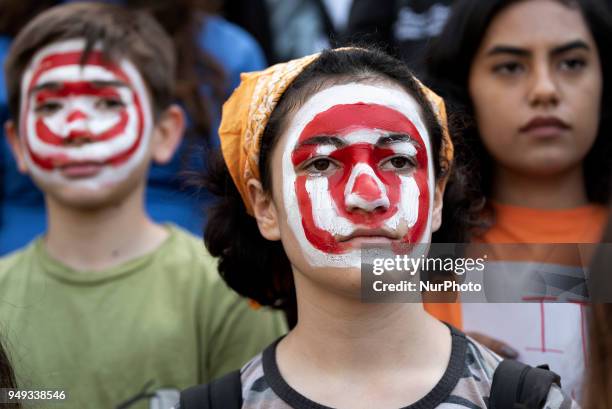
4, 2, 175, 123
202, 47, 467, 318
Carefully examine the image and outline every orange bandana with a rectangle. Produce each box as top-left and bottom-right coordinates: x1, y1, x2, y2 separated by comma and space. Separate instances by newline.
219, 49, 454, 215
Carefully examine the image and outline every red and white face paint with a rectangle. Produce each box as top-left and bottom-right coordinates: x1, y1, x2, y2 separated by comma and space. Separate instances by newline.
19, 39, 153, 190
282, 83, 435, 268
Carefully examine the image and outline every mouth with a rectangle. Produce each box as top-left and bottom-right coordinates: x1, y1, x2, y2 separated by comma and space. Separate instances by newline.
338, 228, 399, 244
519, 116, 571, 138
57, 161, 104, 178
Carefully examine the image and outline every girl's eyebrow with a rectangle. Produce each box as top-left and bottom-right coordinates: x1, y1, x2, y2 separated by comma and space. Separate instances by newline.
296, 135, 346, 148
485, 39, 590, 58
376, 133, 415, 146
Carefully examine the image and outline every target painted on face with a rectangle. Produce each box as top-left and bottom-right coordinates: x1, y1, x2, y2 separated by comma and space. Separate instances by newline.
282, 83, 435, 268
19, 39, 153, 190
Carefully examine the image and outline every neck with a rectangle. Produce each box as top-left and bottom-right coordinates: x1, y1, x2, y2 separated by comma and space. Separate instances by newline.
279, 272, 449, 374
44, 183, 168, 271
493, 165, 588, 209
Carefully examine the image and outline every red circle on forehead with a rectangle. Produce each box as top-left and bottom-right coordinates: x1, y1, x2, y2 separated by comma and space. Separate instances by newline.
293, 103, 431, 254
22, 50, 145, 170
298, 103, 427, 148
29, 50, 131, 90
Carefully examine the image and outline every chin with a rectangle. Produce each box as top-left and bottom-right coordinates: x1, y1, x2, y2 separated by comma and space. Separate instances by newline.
308, 265, 364, 298
522, 154, 580, 177
42, 178, 136, 211
287, 250, 362, 296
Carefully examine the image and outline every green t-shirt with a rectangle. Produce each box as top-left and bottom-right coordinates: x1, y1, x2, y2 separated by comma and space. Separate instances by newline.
0, 225, 287, 409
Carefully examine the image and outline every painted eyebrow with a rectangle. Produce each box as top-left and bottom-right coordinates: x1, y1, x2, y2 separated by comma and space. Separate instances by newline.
29, 80, 129, 95
296, 135, 347, 148
376, 133, 416, 146
485, 39, 591, 58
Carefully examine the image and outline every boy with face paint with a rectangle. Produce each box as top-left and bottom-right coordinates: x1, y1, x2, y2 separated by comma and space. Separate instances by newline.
188, 48, 578, 408
0, 4, 286, 409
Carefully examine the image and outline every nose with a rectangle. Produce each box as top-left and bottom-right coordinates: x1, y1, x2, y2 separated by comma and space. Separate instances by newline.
345, 165, 390, 213
527, 63, 560, 108
66, 110, 87, 123
63, 110, 91, 143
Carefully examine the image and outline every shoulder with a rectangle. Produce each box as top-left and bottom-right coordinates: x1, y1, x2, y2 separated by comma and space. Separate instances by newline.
240, 352, 266, 395
0, 241, 38, 278
460, 334, 579, 408
153, 225, 221, 285
444, 330, 503, 402
464, 333, 503, 383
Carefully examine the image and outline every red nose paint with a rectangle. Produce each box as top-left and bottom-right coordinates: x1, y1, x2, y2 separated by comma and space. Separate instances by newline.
66, 110, 87, 123
351, 173, 383, 202
292, 103, 430, 253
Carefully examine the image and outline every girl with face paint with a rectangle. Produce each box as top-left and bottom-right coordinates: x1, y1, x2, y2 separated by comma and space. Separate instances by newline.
425, 0, 612, 398
198, 47, 577, 409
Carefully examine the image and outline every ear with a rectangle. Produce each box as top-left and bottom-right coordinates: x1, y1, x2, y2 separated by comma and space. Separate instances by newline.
431, 182, 445, 233
5, 120, 29, 174
150, 104, 185, 164
247, 178, 281, 241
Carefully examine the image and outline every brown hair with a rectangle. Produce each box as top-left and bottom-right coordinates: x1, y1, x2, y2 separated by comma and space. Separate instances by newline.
585, 303, 612, 409
584, 215, 612, 409
4, 2, 176, 124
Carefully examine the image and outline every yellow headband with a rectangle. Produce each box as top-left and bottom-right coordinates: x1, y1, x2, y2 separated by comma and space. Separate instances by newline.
219, 49, 454, 215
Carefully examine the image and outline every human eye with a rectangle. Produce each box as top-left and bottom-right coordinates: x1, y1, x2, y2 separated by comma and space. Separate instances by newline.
35, 100, 63, 115
492, 61, 525, 76
95, 97, 125, 111
379, 155, 416, 172
559, 57, 586, 72
302, 157, 340, 175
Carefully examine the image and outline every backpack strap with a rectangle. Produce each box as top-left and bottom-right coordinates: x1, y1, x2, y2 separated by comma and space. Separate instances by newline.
490, 360, 561, 409
179, 370, 243, 409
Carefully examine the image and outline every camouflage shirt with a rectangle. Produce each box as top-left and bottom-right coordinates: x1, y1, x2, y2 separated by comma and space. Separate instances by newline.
238, 326, 579, 409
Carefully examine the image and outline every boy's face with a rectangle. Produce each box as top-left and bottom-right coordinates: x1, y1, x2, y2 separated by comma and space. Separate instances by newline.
272, 82, 436, 277
15, 38, 154, 205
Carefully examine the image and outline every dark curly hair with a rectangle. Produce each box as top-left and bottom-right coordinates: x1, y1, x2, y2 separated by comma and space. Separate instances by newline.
0, 337, 19, 408
202, 47, 467, 319
424, 0, 612, 237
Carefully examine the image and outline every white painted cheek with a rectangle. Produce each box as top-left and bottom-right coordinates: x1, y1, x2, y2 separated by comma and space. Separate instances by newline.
383, 175, 419, 231
305, 177, 354, 237
343, 163, 389, 212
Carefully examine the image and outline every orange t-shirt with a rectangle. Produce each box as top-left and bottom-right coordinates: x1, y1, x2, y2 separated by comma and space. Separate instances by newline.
479, 203, 608, 244
424, 203, 608, 329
